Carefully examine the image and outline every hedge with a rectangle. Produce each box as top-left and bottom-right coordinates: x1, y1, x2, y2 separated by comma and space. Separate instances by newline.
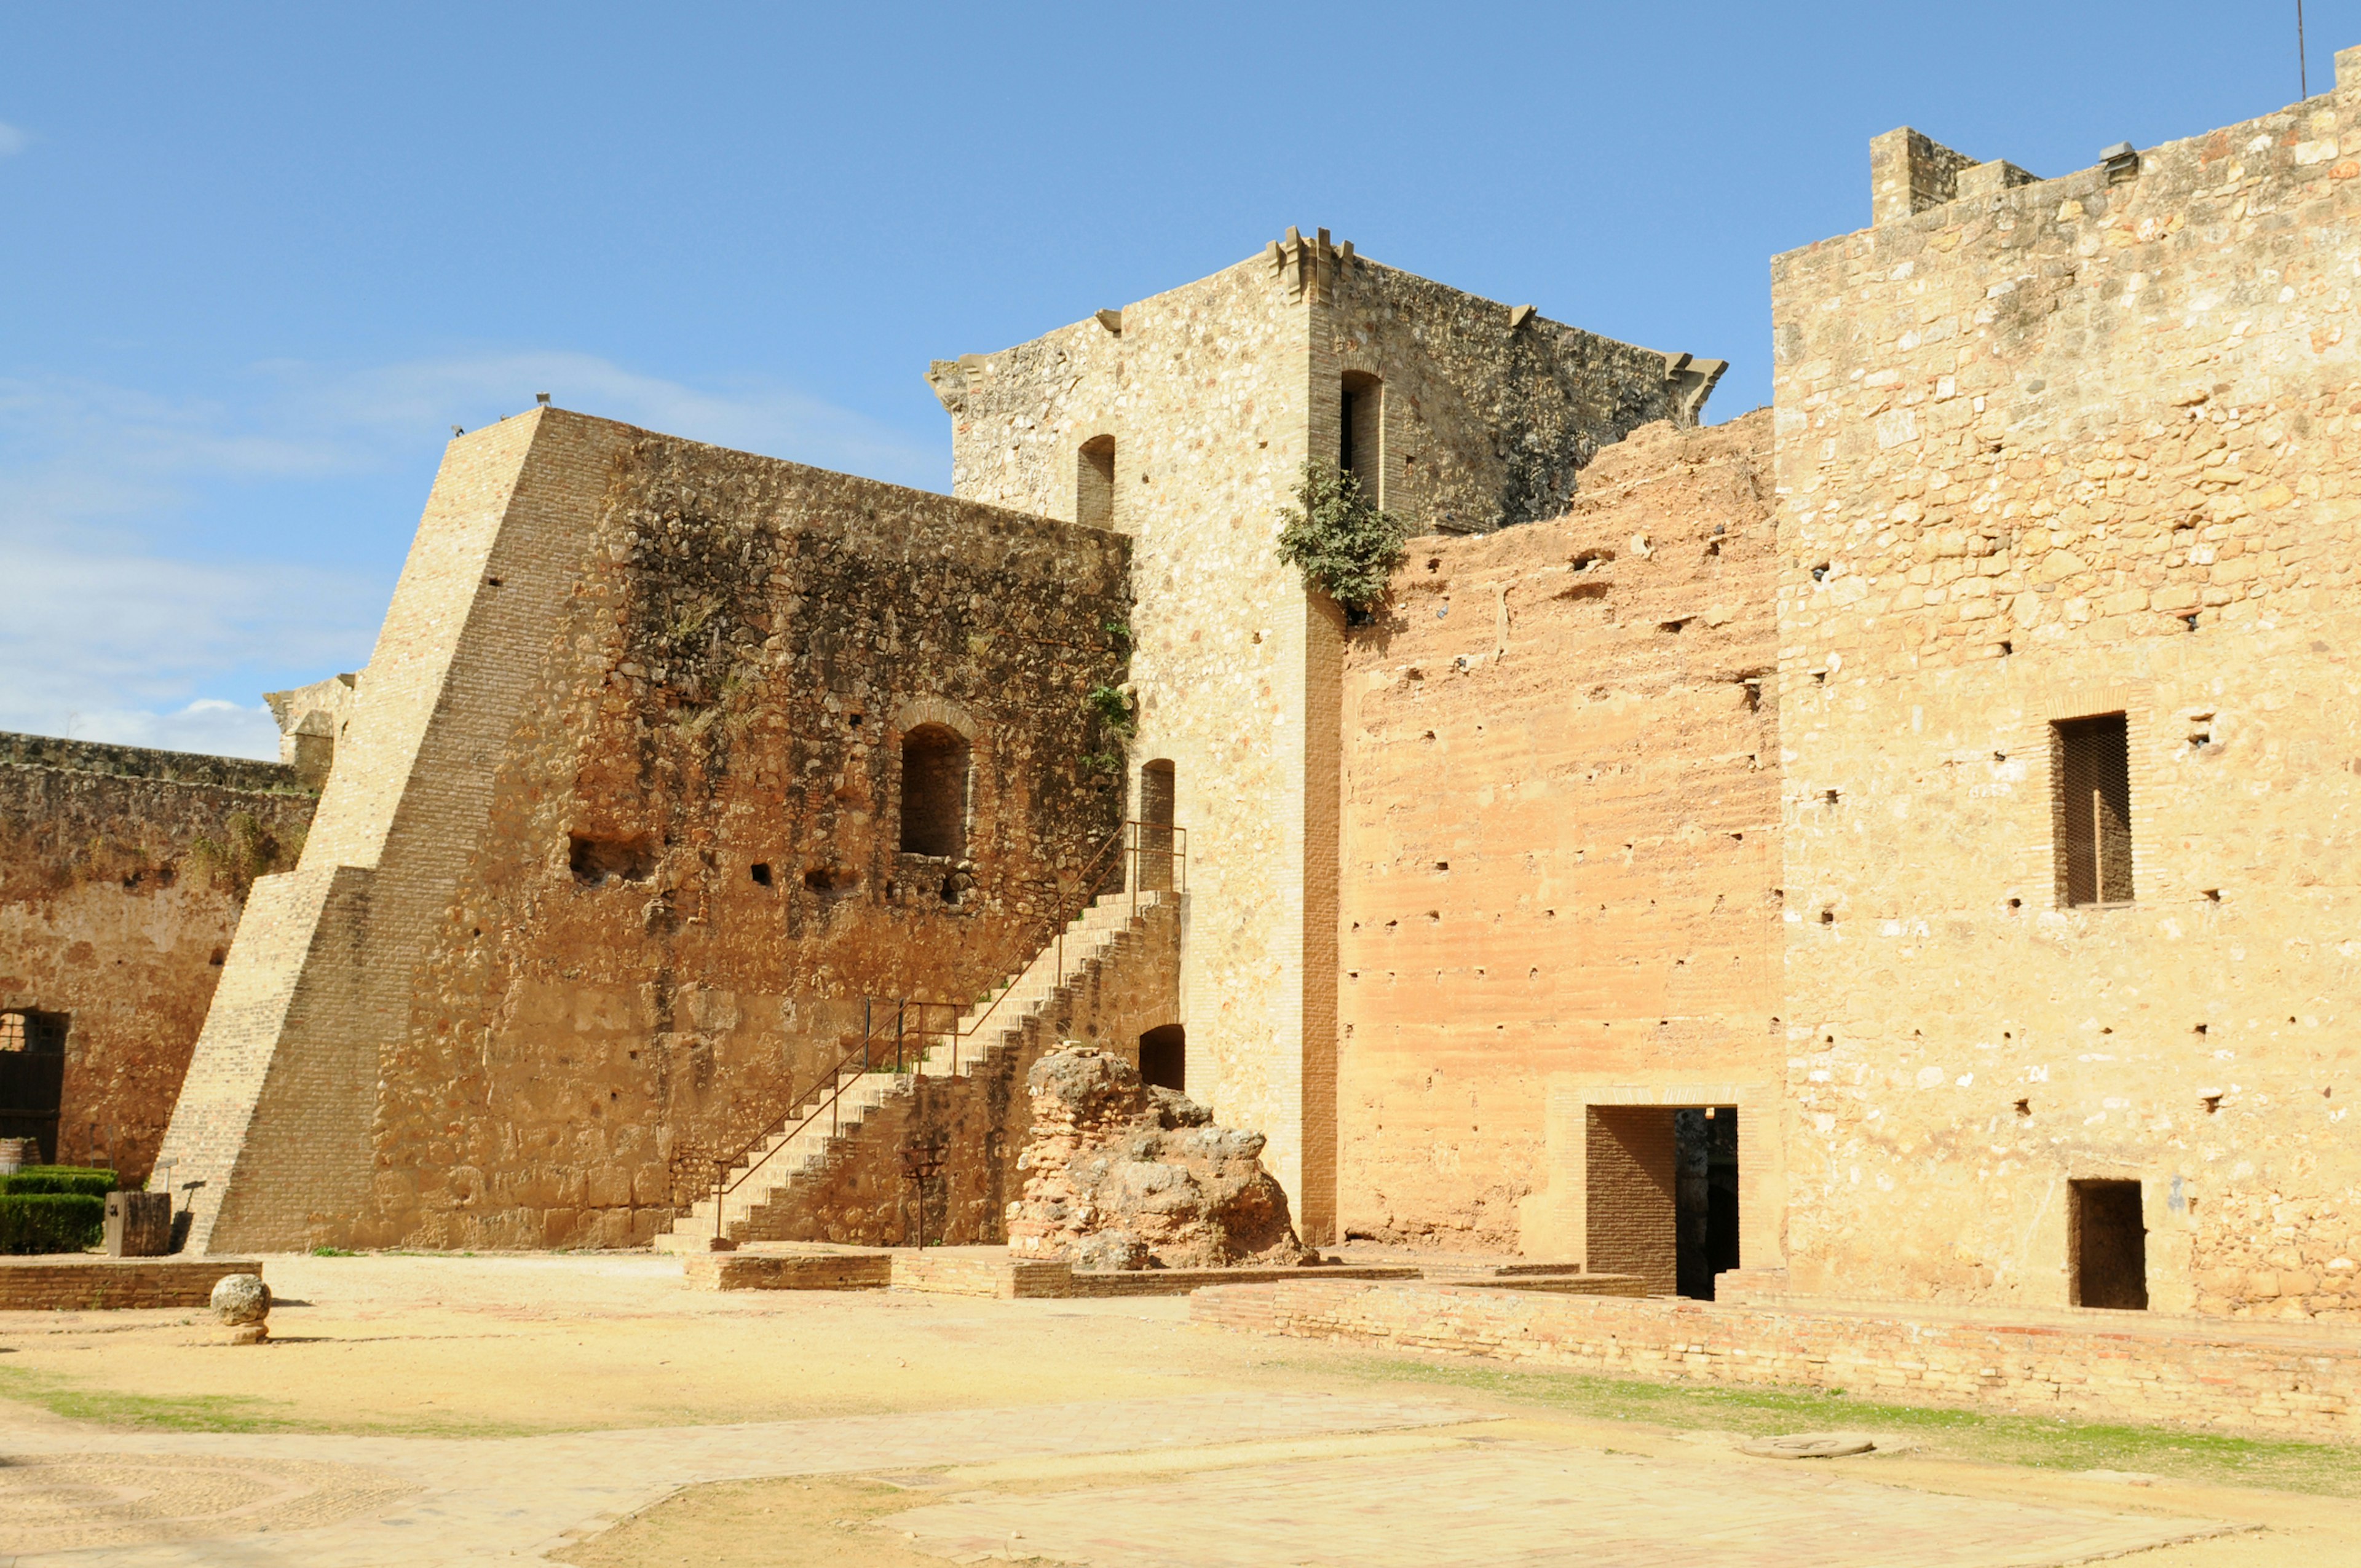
0, 1192, 106, 1253
1, 1167, 116, 1199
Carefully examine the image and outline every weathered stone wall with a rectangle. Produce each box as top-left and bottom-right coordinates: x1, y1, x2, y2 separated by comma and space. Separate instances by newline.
1335, 414, 1782, 1257
160, 408, 1133, 1251
934, 232, 1723, 1240
0, 735, 312, 1183
1771, 54, 2361, 1318
1323, 259, 1721, 533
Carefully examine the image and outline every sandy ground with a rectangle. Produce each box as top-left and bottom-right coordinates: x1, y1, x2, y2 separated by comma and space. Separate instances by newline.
0, 1251, 2353, 1566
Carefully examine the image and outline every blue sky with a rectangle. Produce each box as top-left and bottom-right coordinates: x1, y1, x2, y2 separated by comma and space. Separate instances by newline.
1, 2, 2348, 757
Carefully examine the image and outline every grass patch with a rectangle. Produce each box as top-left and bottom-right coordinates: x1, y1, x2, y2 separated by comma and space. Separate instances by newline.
1332, 1353, 2361, 1497
308, 1244, 360, 1257
0, 1366, 307, 1433
0, 1366, 547, 1441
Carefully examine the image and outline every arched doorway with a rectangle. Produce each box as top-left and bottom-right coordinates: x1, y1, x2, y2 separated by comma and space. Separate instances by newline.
1139, 758, 1175, 891
1138, 1024, 1185, 1093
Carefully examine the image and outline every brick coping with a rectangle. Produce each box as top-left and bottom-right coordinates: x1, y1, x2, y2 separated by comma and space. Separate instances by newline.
1188, 1277, 2361, 1440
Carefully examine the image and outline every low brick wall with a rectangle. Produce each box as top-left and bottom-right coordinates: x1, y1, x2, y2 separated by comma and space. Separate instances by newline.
890, 1251, 1070, 1299
682, 1251, 892, 1291
1189, 1279, 2361, 1441
0, 1256, 262, 1311
1062, 1264, 1422, 1299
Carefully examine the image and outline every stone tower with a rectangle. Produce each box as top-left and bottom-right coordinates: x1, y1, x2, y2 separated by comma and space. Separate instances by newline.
931, 230, 1723, 1235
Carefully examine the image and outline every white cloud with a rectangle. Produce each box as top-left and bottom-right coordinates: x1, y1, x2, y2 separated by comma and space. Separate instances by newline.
0, 122, 26, 158
0, 534, 378, 754
260, 350, 938, 486
63, 700, 284, 762
0, 350, 942, 759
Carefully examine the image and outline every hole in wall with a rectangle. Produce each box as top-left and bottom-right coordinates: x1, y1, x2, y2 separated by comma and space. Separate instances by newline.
750, 862, 773, 886
569, 834, 656, 887
804, 865, 861, 898
2203, 1093, 2223, 1114
2014, 1098, 2031, 1116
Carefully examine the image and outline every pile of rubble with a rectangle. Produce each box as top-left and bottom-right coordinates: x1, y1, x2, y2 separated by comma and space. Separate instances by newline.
1006, 1046, 1313, 1271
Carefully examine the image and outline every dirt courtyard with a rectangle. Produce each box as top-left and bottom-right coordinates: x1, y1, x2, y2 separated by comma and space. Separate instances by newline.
0, 1251, 2355, 1566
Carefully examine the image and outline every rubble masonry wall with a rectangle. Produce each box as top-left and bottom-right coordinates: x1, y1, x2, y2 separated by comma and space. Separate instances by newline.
1771, 57, 2361, 1317
0, 735, 312, 1183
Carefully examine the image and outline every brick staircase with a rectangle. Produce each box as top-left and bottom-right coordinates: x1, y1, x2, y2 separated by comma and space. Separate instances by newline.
655, 886, 1177, 1253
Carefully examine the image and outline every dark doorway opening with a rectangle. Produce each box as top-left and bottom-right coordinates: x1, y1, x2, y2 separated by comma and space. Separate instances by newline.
2070, 1178, 2148, 1309
1139, 1024, 1185, 1093
1674, 1106, 1740, 1300
0, 1009, 69, 1164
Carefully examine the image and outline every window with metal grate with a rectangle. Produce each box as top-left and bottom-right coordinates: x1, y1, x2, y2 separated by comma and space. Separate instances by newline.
2053, 712, 2133, 907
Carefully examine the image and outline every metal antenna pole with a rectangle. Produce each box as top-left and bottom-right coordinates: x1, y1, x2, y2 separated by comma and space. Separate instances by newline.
2301, 0, 2310, 98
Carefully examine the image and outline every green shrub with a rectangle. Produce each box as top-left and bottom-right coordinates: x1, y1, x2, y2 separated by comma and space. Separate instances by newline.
1, 1168, 116, 1198
1276, 459, 1409, 615
0, 1193, 106, 1253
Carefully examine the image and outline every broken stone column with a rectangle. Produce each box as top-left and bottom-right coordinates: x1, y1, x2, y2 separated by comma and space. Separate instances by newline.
1006, 1046, 1313, 1271
209, 1272, 271, 1345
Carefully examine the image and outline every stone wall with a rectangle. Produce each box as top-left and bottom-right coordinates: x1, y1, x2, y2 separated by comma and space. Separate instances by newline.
1770, 53, 2361, 1318
159, 408, 1133, 1251
1191, 1277, 2361, 1441
0, 735, 312, 1182
1335, 414, 1782, 1257
934, 232, 1723, 1240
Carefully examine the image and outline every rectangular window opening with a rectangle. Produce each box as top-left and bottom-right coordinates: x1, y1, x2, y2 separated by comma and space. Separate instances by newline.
1340, 372, 1382, 503
2068, 1178, 2148, 1310
0, 1009, 68, 1164
2052, 712, 2133, 907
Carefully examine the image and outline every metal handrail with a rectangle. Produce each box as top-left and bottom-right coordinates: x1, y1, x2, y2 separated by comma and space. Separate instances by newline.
702, 817, 1186, 1247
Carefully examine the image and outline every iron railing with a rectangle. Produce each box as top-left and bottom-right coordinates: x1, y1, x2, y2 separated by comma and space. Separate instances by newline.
703, 818, 1185, 1247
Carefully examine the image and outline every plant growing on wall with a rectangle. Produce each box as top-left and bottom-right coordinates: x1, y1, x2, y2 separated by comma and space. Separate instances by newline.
1081, 681, 1136, 777
184, 813, 306, 899
1276, 459, 1408, 616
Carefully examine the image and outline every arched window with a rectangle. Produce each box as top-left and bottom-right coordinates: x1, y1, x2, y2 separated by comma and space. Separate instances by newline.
899, 725, 969, 858
1077, 435, 1116, 532
1138, 758, 1175, 891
